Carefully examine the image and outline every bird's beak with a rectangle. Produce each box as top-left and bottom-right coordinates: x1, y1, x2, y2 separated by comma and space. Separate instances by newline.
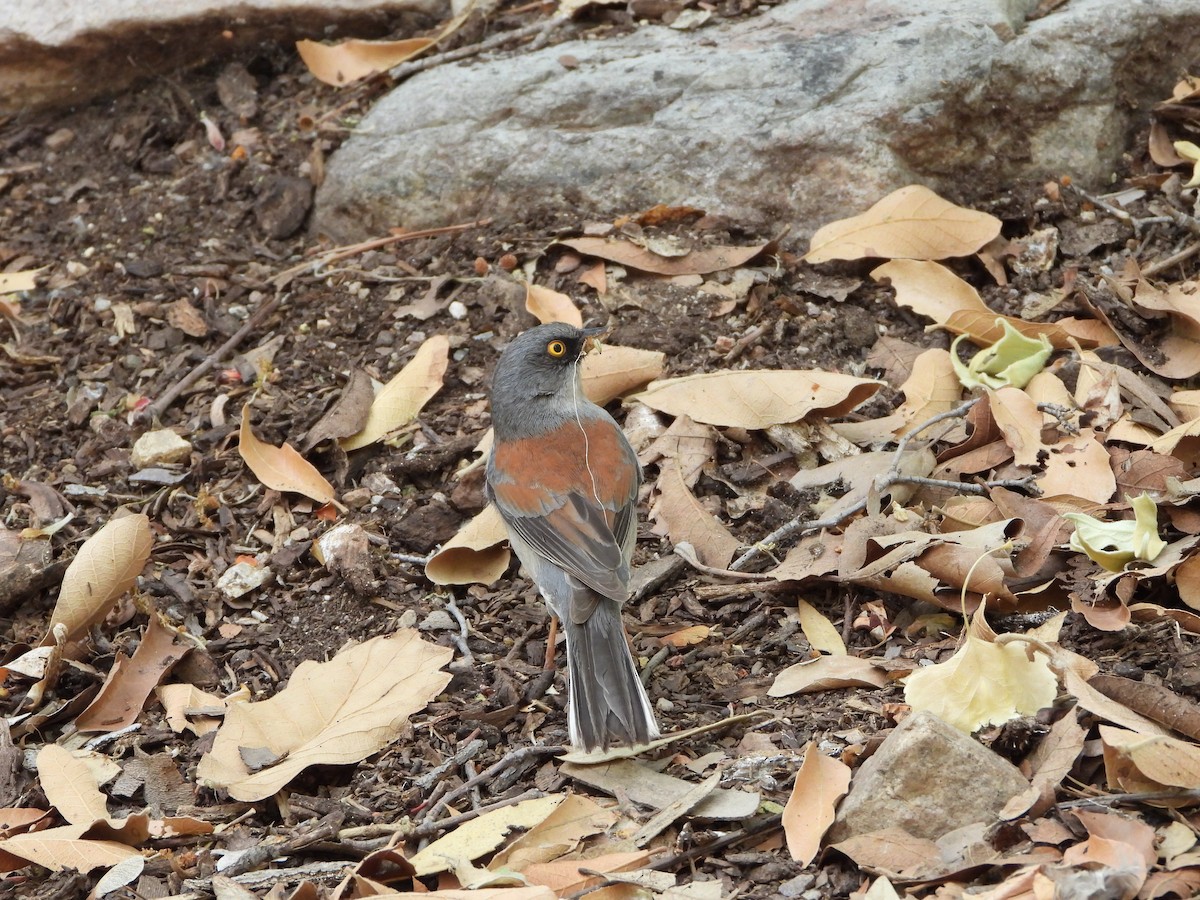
581, 325, 610, 355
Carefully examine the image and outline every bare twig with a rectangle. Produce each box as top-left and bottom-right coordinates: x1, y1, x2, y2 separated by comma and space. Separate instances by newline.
418, 744, 564, 825
138, 292, 283, 424
445, 597, 475, 668
271, 218, 493, 288
414, 738, 486, 791
728, 399, 983, 571
1143, 240, 1200, 276
413, 788, 547, 840
388, 17, 571, 82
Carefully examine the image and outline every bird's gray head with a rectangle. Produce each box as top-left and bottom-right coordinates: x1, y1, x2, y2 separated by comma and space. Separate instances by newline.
490, 322, 603, 439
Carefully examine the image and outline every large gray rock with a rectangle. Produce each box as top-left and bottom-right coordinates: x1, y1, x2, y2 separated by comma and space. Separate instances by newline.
827, 711, 1029, 843
314, 0, 1200, 242
0, 0, 445, 115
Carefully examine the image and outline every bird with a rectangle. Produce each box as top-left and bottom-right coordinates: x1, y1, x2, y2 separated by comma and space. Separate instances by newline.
486, 321, 660, 751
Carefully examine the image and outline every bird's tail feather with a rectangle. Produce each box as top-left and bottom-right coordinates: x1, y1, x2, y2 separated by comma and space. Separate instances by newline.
564, 597, 659, 751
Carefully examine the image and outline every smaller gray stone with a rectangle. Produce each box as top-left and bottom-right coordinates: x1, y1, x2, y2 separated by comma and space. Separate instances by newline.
255, 175, 314, 240
827, 711, 1028, 843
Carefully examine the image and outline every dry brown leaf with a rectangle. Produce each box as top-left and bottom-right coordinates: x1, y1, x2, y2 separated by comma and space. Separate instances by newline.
37, 745, 109, 827
302, 369, 375, 450
408, 795, 564, 876
341, 334, 450, 450
894, 349, 961, 435
297, 37, 436, 86
650, 460, 739, 568
632, 369, 881, 430
1101, 725, 1200, 796
988, 386, 1044, 467
806, 185, 1001, 263
659, 625, 711, 648
796, 599, 845, 656
43, 513, 152, 645
489, 794, 616, 872
196, 630, 452, 800
522, 851, 651, 895
239, 404, 336, 504
829, 827, 941, 879
783, 742, 852, 865
1038, 429, 1115, 503
1089, 675, 1200, 741
156, 683, 225, 736
1056, 648, 1169, 736
0, 824, 141, 873
425, 504, 511, 586
582, 344, 665, 404
769, 655, 888, 697
557, 237, 766, 276
0, 268, 43, 294
74, 616, 189, 733
578, 260, 606, 294
1001, 710, 1086, 819
873, 259, 1112, 349
525, 284, 583, 327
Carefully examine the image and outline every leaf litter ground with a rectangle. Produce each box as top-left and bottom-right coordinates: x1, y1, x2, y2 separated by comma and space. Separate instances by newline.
7, 22, 1200, 900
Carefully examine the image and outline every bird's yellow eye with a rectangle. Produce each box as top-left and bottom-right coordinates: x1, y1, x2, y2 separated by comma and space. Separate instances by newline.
546, 340, 567, 358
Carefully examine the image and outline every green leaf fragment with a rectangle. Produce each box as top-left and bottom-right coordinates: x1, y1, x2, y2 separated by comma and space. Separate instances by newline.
1063, 492, 1167, 572
951, 318, 1052, 390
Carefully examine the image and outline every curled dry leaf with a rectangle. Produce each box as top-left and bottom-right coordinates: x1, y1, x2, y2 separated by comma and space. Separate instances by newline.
297, 37, 435, 86
632, 370, 881, 430
796, 599, 845, 656
1100, 725, 1200, 797
196, 630, 452, 800
341, 334, 450, 450
894, 349, 961, 435
408, 795, 565, 876
783, 742, 852, 865
650, 460, 739, 568
525, 284, 583, 327
43, 513, 152, 646
805, 185, 1001, 263
239, 404, 336, 505
74, 615, 190, 733
873, 259, 1115, 349
0, 824, 141, 873
769, 655, 888, 697
557, 236, 767, 276
425, 504, 511, 586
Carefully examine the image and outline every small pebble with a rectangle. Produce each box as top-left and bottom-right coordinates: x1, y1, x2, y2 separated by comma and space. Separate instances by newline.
448, 300, 468, 320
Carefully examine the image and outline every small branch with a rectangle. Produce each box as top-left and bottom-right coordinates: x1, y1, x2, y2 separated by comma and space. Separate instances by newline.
445, 597, 475, 668
388, 17, 571, 82
728, 399, 982, 571
413, 788, 547, 839
137, 292, 283, 424
271, 218, 493, 288
1143, 240, 1200, 276
418, 744, 564, 825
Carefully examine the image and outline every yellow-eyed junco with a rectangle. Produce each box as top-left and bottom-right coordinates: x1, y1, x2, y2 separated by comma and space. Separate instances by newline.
486, 322, 659, 751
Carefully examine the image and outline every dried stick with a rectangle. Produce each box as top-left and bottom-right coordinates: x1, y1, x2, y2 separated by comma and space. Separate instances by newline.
271, 218, 493, 288
418, 744, 564, 825
138, 292, 282, 424
388, 17, 571, 82
728, 398, 982, 571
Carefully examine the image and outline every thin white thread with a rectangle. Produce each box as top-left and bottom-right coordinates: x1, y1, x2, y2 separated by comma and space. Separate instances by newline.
571, 352, 603, 507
